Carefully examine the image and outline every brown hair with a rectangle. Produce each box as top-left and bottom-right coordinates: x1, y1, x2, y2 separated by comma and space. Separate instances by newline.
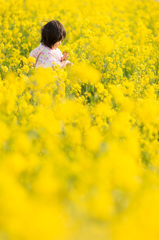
41, 20, 66, 48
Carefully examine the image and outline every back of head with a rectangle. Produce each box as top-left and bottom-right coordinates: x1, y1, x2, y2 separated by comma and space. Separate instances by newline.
41, 20, 66, 48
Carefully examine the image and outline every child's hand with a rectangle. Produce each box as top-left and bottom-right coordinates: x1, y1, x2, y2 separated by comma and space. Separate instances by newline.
61, 52, 69, 61
60, 60, 73, 68
66, 60, 73, 66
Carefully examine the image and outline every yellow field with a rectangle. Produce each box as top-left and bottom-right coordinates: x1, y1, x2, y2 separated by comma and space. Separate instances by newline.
0, 0, 159, 239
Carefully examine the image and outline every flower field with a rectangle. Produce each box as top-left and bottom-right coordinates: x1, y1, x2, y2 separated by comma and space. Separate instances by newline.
0, 0, 159, 239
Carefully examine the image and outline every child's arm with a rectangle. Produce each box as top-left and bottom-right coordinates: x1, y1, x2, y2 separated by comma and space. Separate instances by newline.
61, 52, 69, 61
61, 52, 73, 67
59, 60, 73, 68
48, 50, 73, 69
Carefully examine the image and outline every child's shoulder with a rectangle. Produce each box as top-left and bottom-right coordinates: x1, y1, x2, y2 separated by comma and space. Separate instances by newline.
55, 48, 63, 56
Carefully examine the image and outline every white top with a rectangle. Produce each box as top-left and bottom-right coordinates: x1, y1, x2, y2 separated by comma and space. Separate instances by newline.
29, 43, 63, 68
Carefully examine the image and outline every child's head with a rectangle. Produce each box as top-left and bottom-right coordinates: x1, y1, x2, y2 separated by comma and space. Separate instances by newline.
41, 20, 66, 49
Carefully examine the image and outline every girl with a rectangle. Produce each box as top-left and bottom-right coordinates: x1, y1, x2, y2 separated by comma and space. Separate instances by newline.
29, 20, 73, 69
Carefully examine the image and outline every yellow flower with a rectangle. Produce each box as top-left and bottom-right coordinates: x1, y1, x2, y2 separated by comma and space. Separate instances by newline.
1, 66, 8, 73
0, 121, 10, 146
28, 56, 36, 64
85, 126, 103, 152
39, 93, 52, 107
71, 62, 101, 85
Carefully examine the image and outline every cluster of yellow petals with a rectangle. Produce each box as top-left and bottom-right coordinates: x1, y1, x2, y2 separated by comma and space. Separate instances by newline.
0, 0, 159, 239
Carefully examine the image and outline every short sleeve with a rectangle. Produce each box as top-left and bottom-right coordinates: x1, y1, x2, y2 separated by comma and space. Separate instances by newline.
29, 50, 37, 67
29, 45, 41, 60
29, 50, 36, 59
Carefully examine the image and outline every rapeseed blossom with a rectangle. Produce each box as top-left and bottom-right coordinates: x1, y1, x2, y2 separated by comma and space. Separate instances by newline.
0, 0, 159, 239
